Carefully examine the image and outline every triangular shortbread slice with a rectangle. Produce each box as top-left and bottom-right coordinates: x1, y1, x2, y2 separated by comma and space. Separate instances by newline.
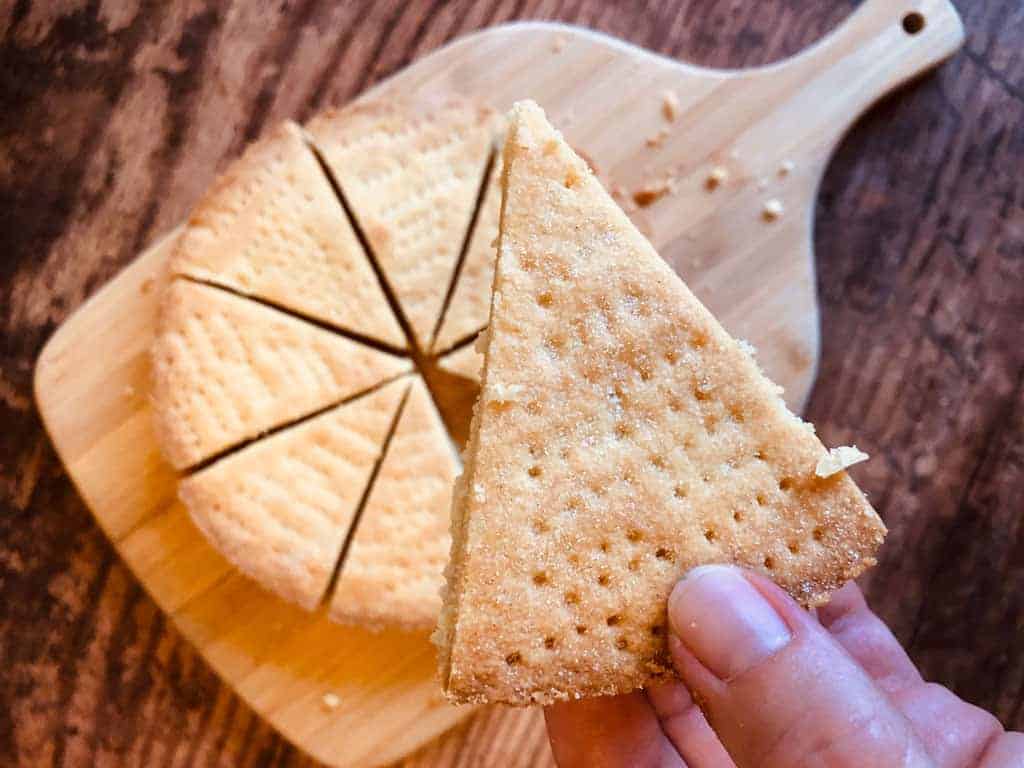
180, 378, 409, 611
437, 101, 886, 705
330, 377, 458, 629
436, 342, 483, 385
151, 279, 410, 469
431, 142, 503, 354
170, 121, 405, 349
307, 102, 494, 351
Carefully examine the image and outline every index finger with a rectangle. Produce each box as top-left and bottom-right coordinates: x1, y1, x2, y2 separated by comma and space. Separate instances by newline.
816, 582, 921, 694
545, 691, 685, 768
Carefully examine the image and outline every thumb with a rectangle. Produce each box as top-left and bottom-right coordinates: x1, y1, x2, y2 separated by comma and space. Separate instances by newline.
667, 565, 933, 768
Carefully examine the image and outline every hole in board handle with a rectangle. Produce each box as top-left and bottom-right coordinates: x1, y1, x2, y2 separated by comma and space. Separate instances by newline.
902, 12, 925, 35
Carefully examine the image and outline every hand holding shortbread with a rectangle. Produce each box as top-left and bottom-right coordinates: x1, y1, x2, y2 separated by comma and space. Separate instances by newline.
546, 568, 1023, 768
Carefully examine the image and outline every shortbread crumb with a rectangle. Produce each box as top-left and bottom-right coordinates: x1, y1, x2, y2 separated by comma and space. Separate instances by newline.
815, 446, 869, 478
661, 90, 680, 122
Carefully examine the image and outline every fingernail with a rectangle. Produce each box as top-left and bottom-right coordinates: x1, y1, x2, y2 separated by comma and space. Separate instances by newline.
668, 565, 791, 680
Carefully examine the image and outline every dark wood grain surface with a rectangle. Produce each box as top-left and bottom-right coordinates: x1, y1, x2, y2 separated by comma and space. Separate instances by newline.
2, 1, 1022, 765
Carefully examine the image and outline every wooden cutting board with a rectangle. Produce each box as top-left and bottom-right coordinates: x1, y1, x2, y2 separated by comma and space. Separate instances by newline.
34, 2, 963, 766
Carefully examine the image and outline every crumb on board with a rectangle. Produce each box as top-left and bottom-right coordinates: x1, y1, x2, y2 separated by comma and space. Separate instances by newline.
632, 179, 673, 208
779, 159, 795, 177
552, 33, 568, 53
322, 692, 341, 710
645, 127, 670, 148
761, 199, 784, 221
661, 90, 680, 122
815, 446, 869, 478
914, 452, 938, 477
705, 166, 729, 191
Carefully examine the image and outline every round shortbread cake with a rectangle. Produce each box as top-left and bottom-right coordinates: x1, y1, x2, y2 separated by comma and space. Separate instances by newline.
150, 100, 500, 628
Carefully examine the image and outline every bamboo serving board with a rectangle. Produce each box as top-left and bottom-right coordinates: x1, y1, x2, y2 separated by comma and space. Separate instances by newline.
35, 3, 962, 766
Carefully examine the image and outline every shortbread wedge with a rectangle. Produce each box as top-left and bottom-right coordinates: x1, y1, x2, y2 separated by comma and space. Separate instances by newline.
432, 141, 503, 354
151, 279, 410, 469
180, 378, 409, 611
330, 377, 458, 629
436, 342, 483, 385
171, 121, 405, 349
437, 101, 886, 706
307, 101, 494, 351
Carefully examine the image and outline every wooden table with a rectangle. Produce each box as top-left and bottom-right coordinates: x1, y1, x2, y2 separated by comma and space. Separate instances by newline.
2, 1, 1021, 765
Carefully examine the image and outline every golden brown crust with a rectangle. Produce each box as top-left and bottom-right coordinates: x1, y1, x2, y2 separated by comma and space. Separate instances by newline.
170, 121, 404, 348
179, 379, 409, 610
438, 101, 886, 706
151, 279, 410, 470
330, 377, 458, 628
306, 101, 496, 350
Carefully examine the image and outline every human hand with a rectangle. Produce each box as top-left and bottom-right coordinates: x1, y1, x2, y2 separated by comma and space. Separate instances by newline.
545, 565, 1023, 767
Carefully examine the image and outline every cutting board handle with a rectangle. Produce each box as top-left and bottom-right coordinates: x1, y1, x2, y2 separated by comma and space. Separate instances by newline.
774, 0, 965, 161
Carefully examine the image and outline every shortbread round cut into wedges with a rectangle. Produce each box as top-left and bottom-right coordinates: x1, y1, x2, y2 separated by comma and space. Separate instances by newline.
151, 102, 495, 629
